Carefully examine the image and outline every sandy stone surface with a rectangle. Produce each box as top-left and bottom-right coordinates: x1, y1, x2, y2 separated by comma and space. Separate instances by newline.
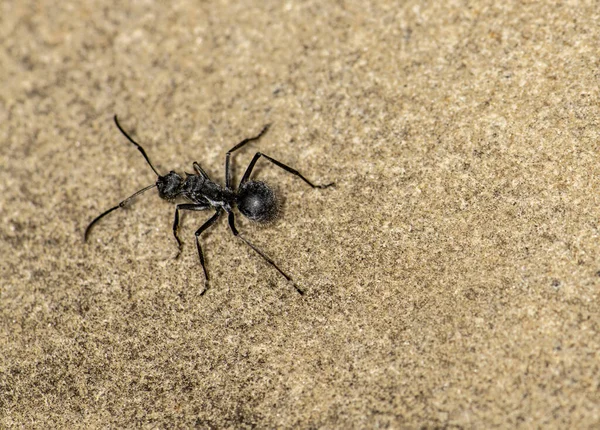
1, 1, 599, 427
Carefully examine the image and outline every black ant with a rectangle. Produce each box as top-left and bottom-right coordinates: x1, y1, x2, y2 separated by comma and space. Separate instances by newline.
84, 116, 334, 295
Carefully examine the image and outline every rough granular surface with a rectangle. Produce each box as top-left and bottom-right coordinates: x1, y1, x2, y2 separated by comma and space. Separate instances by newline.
1, 1, 599, 428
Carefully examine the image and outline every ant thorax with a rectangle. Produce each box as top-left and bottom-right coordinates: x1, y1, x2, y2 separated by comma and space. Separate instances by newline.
180, 173, 233, 210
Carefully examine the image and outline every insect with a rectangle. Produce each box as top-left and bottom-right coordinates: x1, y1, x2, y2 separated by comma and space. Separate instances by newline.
84, 116, 333, 295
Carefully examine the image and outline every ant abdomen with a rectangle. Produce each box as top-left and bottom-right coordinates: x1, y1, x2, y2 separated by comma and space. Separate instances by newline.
237, 181, 278, 222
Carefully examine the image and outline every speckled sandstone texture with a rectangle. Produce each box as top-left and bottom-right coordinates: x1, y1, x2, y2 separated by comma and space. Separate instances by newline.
1, 1, 599, 428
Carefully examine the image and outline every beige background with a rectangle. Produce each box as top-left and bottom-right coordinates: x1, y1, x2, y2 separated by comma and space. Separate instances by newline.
1, 0, 599, 428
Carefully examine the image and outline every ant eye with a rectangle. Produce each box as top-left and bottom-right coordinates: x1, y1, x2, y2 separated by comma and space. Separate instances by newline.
237, 181, 278, 222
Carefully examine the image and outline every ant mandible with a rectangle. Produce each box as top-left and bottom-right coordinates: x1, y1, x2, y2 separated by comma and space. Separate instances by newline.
84, 115, 334, 295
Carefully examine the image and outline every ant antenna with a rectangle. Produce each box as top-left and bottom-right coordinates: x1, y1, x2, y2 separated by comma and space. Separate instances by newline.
114, 115, 162, 177
84, 183, 157, 242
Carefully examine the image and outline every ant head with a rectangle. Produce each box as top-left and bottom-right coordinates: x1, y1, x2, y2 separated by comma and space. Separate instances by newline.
156, 171, 183, 200
237, 181, 278, 222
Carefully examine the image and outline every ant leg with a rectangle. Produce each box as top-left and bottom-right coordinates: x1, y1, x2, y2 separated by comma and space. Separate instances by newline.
193, 209, 222, 295
240, 152, 335, 189
172, 203, 210, 258
84, 184, 156, 242
193, 162, 210, 179
227, 212, 304, 295
224, 124, 271, 189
